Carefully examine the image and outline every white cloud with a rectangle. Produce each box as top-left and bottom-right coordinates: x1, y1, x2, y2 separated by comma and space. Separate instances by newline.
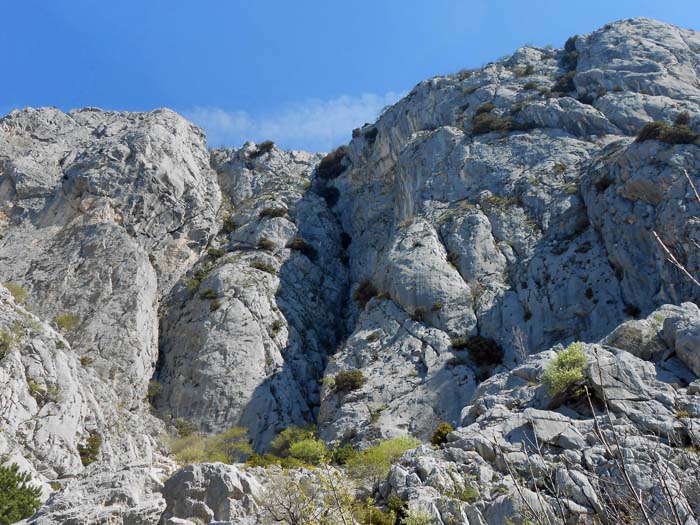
183, 91, 406, 152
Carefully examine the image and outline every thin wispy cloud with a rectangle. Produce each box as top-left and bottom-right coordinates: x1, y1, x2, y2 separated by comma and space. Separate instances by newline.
184, 91, 406, 152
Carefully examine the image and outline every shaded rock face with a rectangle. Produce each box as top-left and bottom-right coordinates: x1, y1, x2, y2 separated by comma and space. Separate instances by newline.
2, 16, 700, 525
154, 145, 348, 448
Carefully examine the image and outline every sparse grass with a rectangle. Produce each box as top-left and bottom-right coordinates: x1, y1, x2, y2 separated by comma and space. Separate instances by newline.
250, 260, 277, 275
169, 426, 253, 465
287, 237, 317, 260
259, 207, 287, 219
207, 247, 226, 259
199, 288, 218, 300
257, 238, 276, 251
4, 283, 26, 304
54, 314, 79, 332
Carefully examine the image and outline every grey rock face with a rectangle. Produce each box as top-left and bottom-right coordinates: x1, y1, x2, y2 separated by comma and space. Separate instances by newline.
318, 17, 700, 443
160, 463, 262, 525
4, 16, 700, 525
156, 144, 347, 449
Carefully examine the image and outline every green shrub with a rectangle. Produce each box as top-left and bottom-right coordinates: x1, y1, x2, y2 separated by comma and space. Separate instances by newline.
257, 238, 276, 251
222, 216, 238, 234
146, 380, 162, 403
353, 280, 378, 308
355, 504, 396, 525
173, 418, 197, 437
404, 509, 440, 524
332, 443, 357, 465
79, 356, 94, 367
4, 283, 26, 304
210, 298, 221, 312
552, 71, 576, 93
316, 146, 348, 179
250, 260, 277, 275
431, 422, 454, 446
335, 370, 366, 392
0, 463, 42, 524
270, 425, 316, 457
54, 314, 79, 332
287, 238, 317, 260
562, 35, 579, 71
288, 438, 328, 465
410, 308, 426, 322
636, 120, 698, 145
675, 111, 691, 126
347, 437, 420, 487
541, 341, 588, 395
207, 247, 226, 259
0, 330, 16, 359
475, 102, 496, 115
186, 263, 213, 292
259, 207, 287, 219
78, 431, 102, 466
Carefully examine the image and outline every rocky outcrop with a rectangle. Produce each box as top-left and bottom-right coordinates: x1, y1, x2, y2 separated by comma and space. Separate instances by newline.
2, 16, 700, 525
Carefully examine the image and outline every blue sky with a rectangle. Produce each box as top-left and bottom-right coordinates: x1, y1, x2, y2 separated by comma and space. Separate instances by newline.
1, 1, 698, 151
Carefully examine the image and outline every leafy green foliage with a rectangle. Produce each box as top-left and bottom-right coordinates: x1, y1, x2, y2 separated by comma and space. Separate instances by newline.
0, 463, 41, 524
334, 370, 366, 392
541, 341, 588, 395
270, 426, 316, 457
431, 422, 454, 447
146, 380, 162, 403
78, 432, 102, 466
288, 438, 328, 465
347, 437, 420, 488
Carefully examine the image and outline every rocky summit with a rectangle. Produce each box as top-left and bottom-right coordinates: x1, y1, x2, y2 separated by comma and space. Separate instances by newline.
2, 17, 700, 525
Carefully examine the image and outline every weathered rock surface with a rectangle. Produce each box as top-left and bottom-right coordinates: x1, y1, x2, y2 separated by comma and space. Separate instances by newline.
2, 16, 700, 525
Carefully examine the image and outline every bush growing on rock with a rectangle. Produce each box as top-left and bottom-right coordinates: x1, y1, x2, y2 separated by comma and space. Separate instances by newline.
257, 238, 277, 252
431, 422, 454, 446
334, 370, 366, 392
270, 425, 316, 457
0, 463, 42, 524
636, 120, 698, 144
78, 431, 102, 466
347, 437, 421, 488
258, 207, 287, 219
468, 336, 504, 366
250, 260, 277, 275
287, 238, 317, 260
353, 280, 378, 308
249, 140, 275, 159
316, 146, 347, 179
288, 438, 328, 465
541, 341, 588, 395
